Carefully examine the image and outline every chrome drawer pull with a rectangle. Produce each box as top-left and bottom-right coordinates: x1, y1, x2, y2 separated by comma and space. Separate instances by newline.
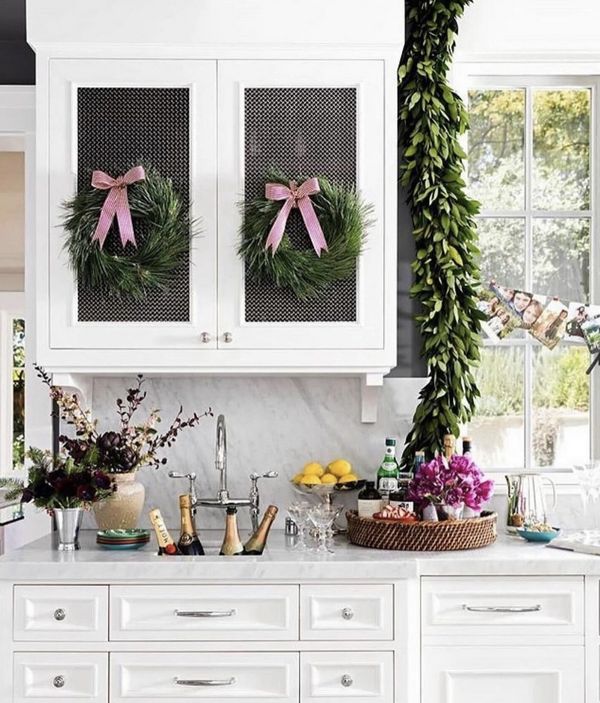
462, 604, 542, 613
53, 676, 65, 689
54, 608, 66, 621
175, 676, 236, 687
341, 674, 353, 687
341, 607, 354, 620
174, 608, 237, 618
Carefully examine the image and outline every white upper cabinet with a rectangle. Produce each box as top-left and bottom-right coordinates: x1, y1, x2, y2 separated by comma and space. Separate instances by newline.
29, 0, 402, 387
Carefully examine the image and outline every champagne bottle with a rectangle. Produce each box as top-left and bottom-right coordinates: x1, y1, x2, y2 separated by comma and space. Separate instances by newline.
243, 505, 278, 555
219, 506, 243, 556
149, 508, 180, 555
177, 494, 205, 556
442, 434, 456, 460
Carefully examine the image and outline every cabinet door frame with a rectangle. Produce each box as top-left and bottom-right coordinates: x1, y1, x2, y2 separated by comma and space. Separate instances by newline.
217, 59, 386, 350
47, 59, 217, 350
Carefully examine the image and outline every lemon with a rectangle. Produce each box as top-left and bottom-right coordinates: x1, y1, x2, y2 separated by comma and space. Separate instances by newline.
291, 472, 304, 485
303, 462, 325, 477
321, 473, 337, 485
338, 473, 359, 484
327, 459, 352, 478
300, 474, 322, 485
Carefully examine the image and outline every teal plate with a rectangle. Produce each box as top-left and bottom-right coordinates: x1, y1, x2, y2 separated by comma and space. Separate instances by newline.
516, 527, 560, 543
97, 529, 150, 540
97, 541, 148, 550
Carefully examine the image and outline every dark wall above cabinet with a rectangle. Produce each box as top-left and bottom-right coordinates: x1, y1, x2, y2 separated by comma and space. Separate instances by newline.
0, 0, 34, 84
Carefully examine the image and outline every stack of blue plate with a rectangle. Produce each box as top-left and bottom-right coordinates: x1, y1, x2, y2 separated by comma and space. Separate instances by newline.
96, 529, 150, 550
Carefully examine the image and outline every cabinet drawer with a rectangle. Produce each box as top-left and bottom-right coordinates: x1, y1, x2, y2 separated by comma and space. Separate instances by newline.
14, 652, 108, 702
422, 576, 583, 637
301, 652, 393, 703
110, 585, 298, 640
111, 652, 298, 702
14, 586, 108, 641
300, 585, 393, 640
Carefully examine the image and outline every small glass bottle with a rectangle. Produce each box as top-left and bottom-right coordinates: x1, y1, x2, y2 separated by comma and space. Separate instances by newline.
358, 481, 382, 519
462, 436, 472, 457
389, 473, 414, 513
412, 450, 425, 475
220, 506, 243, 556
377, 438, 399, 495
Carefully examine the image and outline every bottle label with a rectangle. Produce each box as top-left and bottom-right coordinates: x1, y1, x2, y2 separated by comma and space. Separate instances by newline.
390, 499, 414, 512
378, 476, 398, 492
358, 498, 382, 518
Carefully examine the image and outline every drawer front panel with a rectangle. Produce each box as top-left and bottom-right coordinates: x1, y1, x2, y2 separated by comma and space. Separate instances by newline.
14, 586, 108, 642
111, 652, 298, 702
110, 585, 298, 640
301, 652, 393, 703
300, 585, 393, 640
422, 576, 583, 636
14, 652, 108, 702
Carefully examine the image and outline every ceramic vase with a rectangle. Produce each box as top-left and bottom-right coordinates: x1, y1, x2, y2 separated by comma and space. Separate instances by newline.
93, 473, 145, 530
462, 506, 481, 519
422, 503, 439, 521
441, 502, 464, 520
54, 507, 83, 551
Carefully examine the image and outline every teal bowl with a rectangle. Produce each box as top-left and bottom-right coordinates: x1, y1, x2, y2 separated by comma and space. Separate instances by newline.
516, 527, 560, 543
97, 541, 148, 550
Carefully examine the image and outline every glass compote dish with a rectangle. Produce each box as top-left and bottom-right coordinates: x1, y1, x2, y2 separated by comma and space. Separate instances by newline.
309, 504, 340, 554
292, 481, 365, 534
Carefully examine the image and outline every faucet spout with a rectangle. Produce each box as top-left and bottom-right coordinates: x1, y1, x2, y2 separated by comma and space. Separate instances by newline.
215, 414, 228, 499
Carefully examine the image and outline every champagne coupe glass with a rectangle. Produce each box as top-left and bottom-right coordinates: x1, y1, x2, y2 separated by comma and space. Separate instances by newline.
287, 501, 311, 551
573, 462, 600, 531
309, 504, 339, 554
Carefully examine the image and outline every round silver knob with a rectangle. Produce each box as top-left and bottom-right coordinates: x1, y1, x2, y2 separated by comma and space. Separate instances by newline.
53, 676, 65, 689
223, 332, 233, 343
341, 674, 353, 688
341, 607, 354, 620
200, 332, 211, 344
54, 608, 66, 621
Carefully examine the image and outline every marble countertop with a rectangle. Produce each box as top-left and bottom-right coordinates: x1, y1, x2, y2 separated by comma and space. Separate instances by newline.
1, 530, 599, 581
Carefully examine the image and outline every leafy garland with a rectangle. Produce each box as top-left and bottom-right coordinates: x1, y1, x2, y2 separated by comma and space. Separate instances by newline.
64, 167, 193, 300
239, 174, 371, 300
398, 0, 484, 467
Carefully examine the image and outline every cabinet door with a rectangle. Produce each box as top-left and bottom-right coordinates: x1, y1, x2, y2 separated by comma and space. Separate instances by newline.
218, 60, 385, 351
47, 59, 217, 350
422, 645, 584, 703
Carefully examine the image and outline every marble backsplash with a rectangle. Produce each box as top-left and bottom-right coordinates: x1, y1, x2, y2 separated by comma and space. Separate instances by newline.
86, 375, 592, 536
88, 375, 426, 533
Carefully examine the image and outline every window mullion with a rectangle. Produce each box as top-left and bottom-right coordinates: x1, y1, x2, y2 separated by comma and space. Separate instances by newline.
524, 86, 534, 470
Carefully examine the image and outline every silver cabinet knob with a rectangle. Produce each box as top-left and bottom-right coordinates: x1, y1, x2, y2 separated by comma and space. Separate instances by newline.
53, 676, 65, 689
54, 608, 66, 621
223, 332, 233, 343
200, 332, 211, 344
341, 674, 353, 688
341, 607, 354, 620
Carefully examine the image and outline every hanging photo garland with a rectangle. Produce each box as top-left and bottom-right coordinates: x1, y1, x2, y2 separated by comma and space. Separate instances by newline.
239, 174, 372, 300
63, 165, 194, 300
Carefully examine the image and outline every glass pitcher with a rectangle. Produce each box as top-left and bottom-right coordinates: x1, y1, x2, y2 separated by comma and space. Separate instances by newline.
505, 472, 557, 532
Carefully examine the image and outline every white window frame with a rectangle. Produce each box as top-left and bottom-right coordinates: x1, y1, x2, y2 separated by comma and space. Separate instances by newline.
453, 63, 600, 487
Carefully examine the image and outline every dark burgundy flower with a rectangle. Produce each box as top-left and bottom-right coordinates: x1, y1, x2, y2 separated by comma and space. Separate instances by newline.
73, 470, 92, 486
21, 487, 34, 503
76, 484, 96, 502
47, 469, 66, 485
53, 478, 76, 497
33, 481, 54, 499
93, 471, 112, 490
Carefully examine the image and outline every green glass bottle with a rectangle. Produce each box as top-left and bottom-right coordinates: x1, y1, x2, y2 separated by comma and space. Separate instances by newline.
377, 438, 399, 495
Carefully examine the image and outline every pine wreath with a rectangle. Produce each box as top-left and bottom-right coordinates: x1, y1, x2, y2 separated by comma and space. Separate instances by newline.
239, 174, 372, 300
64, 166, 194, 300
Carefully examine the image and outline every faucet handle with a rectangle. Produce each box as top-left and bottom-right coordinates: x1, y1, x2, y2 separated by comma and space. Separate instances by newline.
250, 471, 279, 482
168, 471, 198, 506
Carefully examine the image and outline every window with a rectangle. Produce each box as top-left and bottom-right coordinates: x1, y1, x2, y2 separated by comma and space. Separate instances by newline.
0, 295, 25, 475
465, 76, 596, 473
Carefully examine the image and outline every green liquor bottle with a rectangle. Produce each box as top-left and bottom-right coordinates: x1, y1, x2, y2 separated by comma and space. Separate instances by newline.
377, 438, 399, 495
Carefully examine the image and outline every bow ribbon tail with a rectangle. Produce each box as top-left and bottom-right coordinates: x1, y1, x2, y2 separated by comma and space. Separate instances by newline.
297, 196, 328, 256
91, 187, 120, 250
265, 197, 295, 254
115, 187, 137, 248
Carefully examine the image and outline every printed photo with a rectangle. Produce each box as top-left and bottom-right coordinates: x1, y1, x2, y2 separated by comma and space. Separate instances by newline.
581, 316, 600, 354
479, 285, 519, 341
564, 303, 600, 342
520, 295, 547, 330
531, 298, 569, 350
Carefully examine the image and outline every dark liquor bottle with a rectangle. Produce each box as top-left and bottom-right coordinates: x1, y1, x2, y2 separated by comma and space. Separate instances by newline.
462, 436, 472, 457
243, 505, 278, 555
357, 481, 382, 518
177, 494, 205, 556
219, 506, 243, 556
149, 508, 180, 555
412, 450, 425, 475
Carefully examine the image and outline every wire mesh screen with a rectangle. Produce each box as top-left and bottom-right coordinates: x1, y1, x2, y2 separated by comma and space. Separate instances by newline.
244, 87, 358, 322
77, 87, 191, 322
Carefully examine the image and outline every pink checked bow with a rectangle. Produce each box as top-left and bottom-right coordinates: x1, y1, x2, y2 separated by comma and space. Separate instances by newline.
264, 178, 328, 256
90, 166, 146, 249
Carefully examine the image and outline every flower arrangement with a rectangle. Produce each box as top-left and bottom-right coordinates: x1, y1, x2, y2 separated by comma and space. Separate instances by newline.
409, 454, 494, 514
36, 366, 212, 474
0, 448, 114, 510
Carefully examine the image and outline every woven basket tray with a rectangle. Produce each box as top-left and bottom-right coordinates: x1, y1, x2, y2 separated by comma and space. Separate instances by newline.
346, 510, 497, 551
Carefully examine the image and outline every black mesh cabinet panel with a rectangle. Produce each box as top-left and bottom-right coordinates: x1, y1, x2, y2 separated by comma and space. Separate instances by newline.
77, 87, 190, 322
244, 87, 358, 323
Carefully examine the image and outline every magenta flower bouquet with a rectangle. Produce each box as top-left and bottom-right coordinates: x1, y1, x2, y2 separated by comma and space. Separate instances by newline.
409, 454, 494, 512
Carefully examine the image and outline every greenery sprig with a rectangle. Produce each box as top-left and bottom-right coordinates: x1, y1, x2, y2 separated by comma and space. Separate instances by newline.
239, 174, 371, 300
398, 0, 485, 467
64, 167, 194, 300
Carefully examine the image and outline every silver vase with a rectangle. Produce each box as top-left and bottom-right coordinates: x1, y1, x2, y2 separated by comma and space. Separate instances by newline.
54, 508, 83, 551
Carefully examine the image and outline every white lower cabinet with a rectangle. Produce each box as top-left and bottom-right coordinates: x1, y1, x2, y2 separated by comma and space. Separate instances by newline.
14, 652, 108, 703
422, 645, 584, 703
110, 652, 299, 702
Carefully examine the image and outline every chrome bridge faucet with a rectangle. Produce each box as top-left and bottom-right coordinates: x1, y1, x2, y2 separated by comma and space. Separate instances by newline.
169, 414, 278, 533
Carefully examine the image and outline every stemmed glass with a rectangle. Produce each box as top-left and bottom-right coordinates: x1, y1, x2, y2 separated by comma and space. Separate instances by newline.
287, 501, 312, 551
309, 504, 339, 554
